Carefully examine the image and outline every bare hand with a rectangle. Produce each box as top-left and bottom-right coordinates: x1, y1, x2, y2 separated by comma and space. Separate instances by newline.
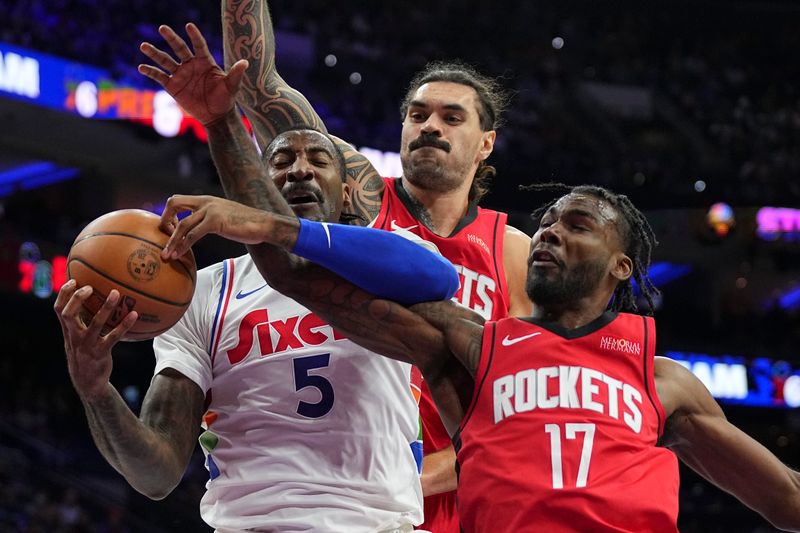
159, 194, 286, 260
138, 23, 248, 125
54, 281, 138, 402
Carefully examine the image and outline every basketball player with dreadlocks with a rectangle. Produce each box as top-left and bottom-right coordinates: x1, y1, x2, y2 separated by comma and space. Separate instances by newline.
163, 182, 800, 531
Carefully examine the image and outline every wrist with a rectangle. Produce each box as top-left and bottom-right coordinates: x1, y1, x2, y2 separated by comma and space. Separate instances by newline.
203, 106, 238, 128
80, 381, 115, 406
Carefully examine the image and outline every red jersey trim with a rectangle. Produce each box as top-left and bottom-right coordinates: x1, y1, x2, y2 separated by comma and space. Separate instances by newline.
489, 213, 509, 314
454, 321, 497, 453
641, 315, 667, 438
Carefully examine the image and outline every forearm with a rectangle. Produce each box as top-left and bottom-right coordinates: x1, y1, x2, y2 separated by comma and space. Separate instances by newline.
222, 0, 325, 147
81, 384, 186, 499
206, 109, 292, 217
205, 109, 302, 280
331, 136, 384, 225
676, 422, 800, 531
421, 446, 458, 496
291, 220, 459, 304
222, 0, 275, 111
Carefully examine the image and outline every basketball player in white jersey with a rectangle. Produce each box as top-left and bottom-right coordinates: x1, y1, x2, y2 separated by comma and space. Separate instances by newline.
55, 49, 463, 530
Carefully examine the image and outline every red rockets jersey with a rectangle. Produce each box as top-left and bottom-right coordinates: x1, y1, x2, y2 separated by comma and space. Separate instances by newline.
373, 177, 512, 532
455, 312, 679, 533
372, 177, 510, 322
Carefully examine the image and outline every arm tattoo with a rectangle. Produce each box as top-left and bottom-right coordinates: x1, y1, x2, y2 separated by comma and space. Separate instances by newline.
332, 137, 385, 225
81, 373, 203, 494
206, 111, 292, 218
223, 0, 326, 149
275, 265, 448, 365
206, 111, 303, 274
222, 0, 383, 227
463, 328, 484, 377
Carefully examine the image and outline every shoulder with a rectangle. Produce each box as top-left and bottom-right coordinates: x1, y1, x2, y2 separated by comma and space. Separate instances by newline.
655, 356, 725, 422
501, 224, 531, 271
503, 224, 531, 251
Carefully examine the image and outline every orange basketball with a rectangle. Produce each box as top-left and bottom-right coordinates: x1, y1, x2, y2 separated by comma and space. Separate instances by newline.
67, 209, 197, 341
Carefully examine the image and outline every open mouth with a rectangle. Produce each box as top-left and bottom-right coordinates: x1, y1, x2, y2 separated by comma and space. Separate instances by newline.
285, 190, 321, 206
530, 249, 560, 267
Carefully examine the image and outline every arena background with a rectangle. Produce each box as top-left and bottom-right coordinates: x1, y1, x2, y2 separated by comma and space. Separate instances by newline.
1, 1, 799, 531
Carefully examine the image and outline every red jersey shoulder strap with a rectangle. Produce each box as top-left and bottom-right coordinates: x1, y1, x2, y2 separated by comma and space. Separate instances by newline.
455, 320, 499, 447
638, 314, 667, 438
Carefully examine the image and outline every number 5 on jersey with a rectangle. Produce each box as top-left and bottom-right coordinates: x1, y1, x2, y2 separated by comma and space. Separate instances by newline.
293, 354, 335, 418
545, 423, 596, 489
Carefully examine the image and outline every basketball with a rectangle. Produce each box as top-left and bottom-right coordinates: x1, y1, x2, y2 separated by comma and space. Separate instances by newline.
67, 209, 197, 341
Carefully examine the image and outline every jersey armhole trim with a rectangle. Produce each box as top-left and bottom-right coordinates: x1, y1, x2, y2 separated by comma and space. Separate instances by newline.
209, 258, 235, 365
641, 315, 666, 439
454, 321, 497, 445
491, 212, 509, 308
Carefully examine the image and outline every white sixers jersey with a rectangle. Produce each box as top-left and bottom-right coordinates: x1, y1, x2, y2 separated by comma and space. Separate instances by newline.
153, 255, 422, 532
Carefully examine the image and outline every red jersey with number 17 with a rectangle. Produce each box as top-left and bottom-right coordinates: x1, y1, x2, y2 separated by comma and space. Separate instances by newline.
455, 312, 679, 533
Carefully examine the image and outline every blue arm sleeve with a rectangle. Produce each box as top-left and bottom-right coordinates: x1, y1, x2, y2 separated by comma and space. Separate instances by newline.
291, 219, 460, 305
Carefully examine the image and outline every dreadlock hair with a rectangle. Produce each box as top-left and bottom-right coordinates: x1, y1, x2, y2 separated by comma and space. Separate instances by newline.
400, 60, 512, 203
520, 182, 660, 315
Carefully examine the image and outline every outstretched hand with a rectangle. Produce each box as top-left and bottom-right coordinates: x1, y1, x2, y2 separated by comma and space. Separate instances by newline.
159, 194, 296, 260
138, 23, 248, 125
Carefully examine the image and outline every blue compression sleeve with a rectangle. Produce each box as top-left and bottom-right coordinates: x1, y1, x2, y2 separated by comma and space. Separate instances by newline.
292, 219, 459, 305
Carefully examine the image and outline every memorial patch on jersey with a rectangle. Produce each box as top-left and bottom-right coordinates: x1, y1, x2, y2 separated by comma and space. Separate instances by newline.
492, 365, 643, 433
599, 335, 642, 356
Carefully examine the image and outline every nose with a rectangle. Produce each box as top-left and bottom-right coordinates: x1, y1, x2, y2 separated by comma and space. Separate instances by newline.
420, 114, 443, 136
287, 157, 314, 182
537, 223, 562, 245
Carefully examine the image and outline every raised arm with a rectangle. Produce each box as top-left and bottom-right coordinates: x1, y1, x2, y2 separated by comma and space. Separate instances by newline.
222, 0, 325, 145
54, 283, 204, 499
222, 0, 384, 223
656, 357, 800, 531
140, 23, 302, 284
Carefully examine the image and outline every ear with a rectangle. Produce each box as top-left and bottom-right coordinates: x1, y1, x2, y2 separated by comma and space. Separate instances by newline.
478, 130, 496, 162
341, 182, 353, 211
611, 253, 633, 282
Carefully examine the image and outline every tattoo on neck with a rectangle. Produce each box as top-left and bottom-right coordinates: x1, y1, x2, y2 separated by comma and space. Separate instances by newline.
405, 191, 436, 231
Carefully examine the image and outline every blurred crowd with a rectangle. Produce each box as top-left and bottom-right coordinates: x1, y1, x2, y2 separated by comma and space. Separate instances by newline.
2, 1, 800, 210
1, 1, 799, 531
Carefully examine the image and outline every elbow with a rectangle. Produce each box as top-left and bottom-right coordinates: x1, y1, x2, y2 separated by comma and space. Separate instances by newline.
763, 495, 800, 532
766, 516, 800, 532
130, 472, 182, 501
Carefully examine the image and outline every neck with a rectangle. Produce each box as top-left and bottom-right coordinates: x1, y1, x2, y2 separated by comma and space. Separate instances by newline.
400, 176, 472, 236
530, 293, 614, 330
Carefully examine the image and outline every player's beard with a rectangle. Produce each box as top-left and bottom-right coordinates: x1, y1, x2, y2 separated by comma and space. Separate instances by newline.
401, 150, 472, 194
526, 258, 607, 308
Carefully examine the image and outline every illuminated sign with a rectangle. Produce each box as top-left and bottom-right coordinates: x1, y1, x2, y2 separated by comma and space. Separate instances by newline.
756, 207, 800, 241
18, 242, 67, 299
0, 48, 39, 98
0, 42, 403, 175
666, 352, 800, 408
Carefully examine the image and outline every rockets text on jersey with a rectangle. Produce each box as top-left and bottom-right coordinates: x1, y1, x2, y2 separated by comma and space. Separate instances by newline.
492, 364, 643, 432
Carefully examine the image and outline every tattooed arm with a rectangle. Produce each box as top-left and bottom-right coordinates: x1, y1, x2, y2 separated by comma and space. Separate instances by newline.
140, 24, 303, 282
276, 274, 486, 434
54, 284, 204, 499
222, 0, 385, 223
